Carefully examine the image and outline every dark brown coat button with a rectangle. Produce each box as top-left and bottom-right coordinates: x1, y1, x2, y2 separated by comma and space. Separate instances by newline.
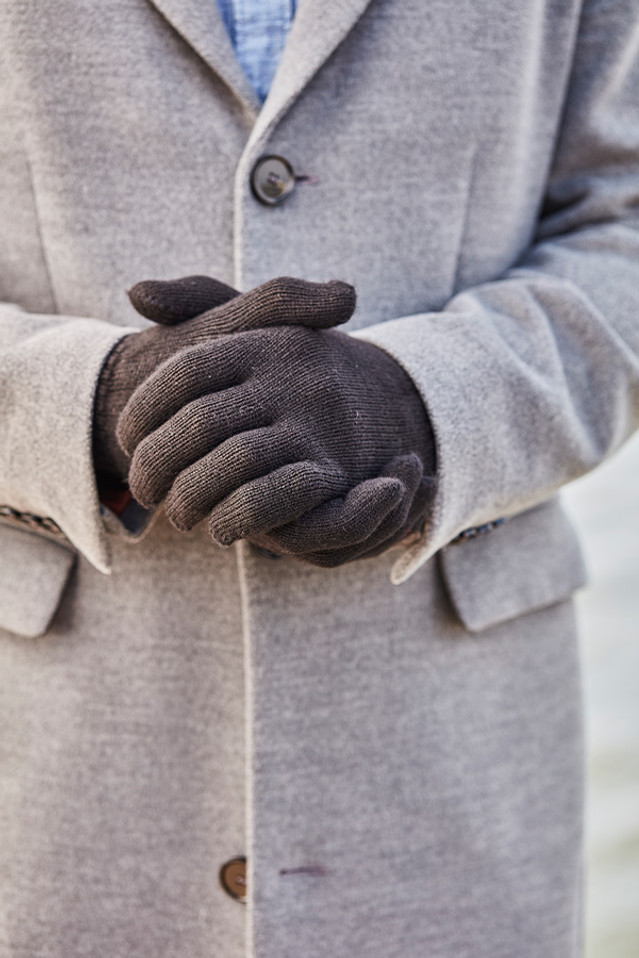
250, 155, 295, 205
219, 857, 247, 901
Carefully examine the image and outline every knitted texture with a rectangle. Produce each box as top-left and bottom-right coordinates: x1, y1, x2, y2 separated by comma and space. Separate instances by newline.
129, 274, 239, 325
92, 276, 355, 487
117, 277, 437, 566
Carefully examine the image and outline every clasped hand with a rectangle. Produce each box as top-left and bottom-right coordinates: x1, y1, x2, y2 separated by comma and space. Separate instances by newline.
104, 276, 437, 566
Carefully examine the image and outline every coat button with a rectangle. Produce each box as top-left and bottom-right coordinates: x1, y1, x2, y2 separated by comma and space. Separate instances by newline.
219, 857, 247, 902
250, 155, 295, 205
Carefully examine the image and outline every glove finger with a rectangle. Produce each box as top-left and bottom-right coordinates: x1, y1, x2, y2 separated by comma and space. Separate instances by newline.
182, 276, 356, 336
302, 456, 431, 566
128, 275, 239, 325
208, 461, 349, 546
117, 337, 248, 457
257, 476, 404, 555
127, 384, 267, 508
325, 454, 426, 561
268, 453, 426, 557
322, 481, 437, 566
163, 426, 300, 532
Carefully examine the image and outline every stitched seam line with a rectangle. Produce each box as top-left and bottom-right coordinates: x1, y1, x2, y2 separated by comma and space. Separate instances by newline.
23, 147, 60, 313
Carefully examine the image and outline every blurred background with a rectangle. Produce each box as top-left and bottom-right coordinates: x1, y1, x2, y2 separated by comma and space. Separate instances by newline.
562, 434, 639, 958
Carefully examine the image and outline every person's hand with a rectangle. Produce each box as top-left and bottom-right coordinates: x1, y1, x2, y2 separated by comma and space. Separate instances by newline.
92, 276, 354, 488
117, 299, 438, 566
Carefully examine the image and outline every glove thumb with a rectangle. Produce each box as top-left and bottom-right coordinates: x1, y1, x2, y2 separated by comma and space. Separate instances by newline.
127, 274, 357, 334
127, 275, 240, 325
187, 276, 357, 336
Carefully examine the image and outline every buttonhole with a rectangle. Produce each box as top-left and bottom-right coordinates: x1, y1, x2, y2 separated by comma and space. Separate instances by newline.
294, 174, 320, 186
279, 865, 327, 877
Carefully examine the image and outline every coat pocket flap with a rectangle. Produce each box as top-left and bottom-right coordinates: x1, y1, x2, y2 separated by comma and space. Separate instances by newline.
0, 524, 76, 638
439, 498, 587, 633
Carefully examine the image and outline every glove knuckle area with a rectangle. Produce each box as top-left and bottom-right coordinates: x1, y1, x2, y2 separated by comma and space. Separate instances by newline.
171, 392, 237, 444
221, 429, 267, 472
218, 428, 293, 487
210, 459, 346, 546
163, 426, 280, 532
169, 337, 249, 391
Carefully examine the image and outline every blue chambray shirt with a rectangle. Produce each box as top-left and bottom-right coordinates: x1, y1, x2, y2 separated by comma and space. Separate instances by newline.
217, 0, 298, 103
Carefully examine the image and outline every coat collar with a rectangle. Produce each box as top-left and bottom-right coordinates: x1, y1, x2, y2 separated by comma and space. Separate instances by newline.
145, 0, 374, 129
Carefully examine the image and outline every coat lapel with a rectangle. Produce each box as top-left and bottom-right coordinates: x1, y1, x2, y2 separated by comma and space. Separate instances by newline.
146, 0, 375, 138
254, 0, 375, 139
143, 0, 262, 116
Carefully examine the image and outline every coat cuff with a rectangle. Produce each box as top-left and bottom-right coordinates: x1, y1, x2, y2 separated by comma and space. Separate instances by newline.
352, 314, 516, 584
0, 316, 137, 573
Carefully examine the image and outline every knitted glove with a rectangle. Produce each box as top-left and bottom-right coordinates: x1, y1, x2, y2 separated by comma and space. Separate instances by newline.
92, 276, 354, 488
117, 307, 438, 566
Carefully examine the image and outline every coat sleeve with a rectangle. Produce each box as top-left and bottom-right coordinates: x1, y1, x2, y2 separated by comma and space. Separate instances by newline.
354, 0, 639, 584
0, 305, 135, 573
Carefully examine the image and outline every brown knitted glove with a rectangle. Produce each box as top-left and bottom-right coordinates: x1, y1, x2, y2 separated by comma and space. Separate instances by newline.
117, 309, 437, 566
92, 276, 354, 489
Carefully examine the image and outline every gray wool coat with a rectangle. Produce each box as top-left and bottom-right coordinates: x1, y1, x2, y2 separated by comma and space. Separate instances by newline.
1, 1, 639, 956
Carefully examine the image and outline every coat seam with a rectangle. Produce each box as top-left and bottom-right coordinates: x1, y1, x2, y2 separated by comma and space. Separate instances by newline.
23, 149, 60, 314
